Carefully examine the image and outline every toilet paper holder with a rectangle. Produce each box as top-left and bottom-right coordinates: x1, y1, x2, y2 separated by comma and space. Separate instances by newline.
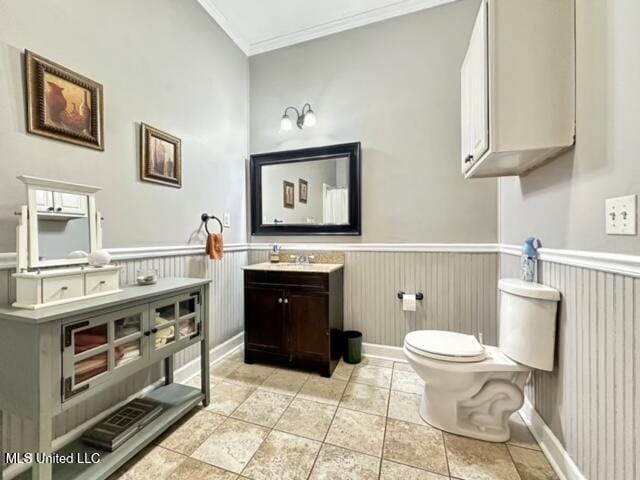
397, 291, 424, 300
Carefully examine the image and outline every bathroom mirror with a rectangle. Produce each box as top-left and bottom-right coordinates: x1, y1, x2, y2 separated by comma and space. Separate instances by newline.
17, 176, 101, 269
250, 142, 361, 235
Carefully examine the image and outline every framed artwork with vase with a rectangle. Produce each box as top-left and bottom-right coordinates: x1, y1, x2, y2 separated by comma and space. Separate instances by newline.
283, 181, 295, 209
25, 50, 104, 150
299, 178, 308, 204
140, 123, 182, 188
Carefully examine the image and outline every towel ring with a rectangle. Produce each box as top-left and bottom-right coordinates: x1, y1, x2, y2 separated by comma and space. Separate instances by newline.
201, 213, 223, 235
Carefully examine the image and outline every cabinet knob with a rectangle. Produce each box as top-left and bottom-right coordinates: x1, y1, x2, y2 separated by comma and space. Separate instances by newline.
47, 207, 54, 211
151, 328, 158, 334
56, 207, 62, 212
283, 299, 289, 304
278, 298, 283, 303
464, 154, 474, 164
144, 331, 151, 337
61, 286, 69, 291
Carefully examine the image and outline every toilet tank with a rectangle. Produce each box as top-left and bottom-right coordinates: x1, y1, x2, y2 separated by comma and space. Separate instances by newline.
498, 279, 560, 371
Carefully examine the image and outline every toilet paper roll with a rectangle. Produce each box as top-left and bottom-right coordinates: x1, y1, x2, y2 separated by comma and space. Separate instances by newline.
402, 294, 417, 312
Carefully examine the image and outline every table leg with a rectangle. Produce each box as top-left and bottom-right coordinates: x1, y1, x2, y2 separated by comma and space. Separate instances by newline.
1, 410, 4, 480
164, 355, 174, 385
32, 410, 52, 480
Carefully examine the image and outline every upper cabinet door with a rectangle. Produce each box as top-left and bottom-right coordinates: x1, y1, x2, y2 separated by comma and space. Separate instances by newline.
35, 190, 54, 213
461, 0, 489, 173
53, 192, 88, 216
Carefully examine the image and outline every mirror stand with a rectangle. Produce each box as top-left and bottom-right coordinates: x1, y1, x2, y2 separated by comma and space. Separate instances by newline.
12, 176, 121, 310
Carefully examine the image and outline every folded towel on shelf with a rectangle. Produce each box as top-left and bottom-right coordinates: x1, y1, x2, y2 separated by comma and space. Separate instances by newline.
206, 233, 224, 260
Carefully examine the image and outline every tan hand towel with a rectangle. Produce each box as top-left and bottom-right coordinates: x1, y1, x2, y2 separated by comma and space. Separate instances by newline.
206, 233, 224, 260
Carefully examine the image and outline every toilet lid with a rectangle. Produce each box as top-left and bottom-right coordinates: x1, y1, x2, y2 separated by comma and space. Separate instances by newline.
405, 330, 486, 362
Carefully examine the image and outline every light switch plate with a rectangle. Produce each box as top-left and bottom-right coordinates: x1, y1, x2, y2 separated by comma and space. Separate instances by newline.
605, 195, 637, 235
223, 212, 231, 228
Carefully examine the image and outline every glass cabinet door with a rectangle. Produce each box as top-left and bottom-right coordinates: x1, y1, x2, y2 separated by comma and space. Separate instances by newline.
62, 305, 148, 401
149, 291, 202, 361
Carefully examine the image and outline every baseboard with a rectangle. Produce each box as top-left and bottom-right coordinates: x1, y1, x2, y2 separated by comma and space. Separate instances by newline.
174, 332, 244, 384
2, 332, 245, 480
520, 398, 586, 480
362, 342, 406, 361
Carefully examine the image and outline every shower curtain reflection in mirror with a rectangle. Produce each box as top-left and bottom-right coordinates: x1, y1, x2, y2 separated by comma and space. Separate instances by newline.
322, 184, 349, 225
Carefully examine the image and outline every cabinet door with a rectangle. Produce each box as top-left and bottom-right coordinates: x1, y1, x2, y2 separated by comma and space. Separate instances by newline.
461, 0, 489, 172
245, 287, 286, 354
35, 190, 54, 213
286, 290, 329, 361
61, 305, 148, 402
53, 192, 88, 216
148, 291, 203, 362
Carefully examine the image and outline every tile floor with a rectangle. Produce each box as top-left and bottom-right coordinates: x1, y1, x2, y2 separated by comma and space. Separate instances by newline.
110, 350, 558, 480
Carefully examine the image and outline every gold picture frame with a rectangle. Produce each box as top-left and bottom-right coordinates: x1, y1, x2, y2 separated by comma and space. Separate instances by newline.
299, 178, 308, 204
25, 50, 104, 150
140, 123, 182, 188
283, 180, 295, 209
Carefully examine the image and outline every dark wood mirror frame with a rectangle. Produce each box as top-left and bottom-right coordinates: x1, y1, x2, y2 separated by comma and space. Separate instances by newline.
250, 142, 361, 236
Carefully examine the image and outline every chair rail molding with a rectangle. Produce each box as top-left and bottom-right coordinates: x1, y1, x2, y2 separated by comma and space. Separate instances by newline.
2, 243, 639, 275
500, 244, 640, 278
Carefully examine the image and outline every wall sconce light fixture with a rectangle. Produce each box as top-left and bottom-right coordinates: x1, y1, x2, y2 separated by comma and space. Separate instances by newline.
280, 103, 316, 131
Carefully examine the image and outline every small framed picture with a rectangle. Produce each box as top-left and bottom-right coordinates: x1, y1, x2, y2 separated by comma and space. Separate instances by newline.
283, 180, 295, 209
25, 50, 104, 150
140, 123, 182, 188
299, 179, 308, 204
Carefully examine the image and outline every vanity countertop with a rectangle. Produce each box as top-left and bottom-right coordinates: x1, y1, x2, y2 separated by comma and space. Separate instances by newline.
242, 262, 344, 274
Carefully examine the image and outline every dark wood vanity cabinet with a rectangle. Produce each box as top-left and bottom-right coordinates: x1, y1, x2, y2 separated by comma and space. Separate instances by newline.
244, 268, 344, 377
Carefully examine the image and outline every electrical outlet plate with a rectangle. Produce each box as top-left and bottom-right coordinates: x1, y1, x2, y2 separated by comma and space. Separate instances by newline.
605, 195, 637, 235
223, 213, 231, 228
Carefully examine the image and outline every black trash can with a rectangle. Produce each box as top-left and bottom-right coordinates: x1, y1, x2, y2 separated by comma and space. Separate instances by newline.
343, 330, 363, 364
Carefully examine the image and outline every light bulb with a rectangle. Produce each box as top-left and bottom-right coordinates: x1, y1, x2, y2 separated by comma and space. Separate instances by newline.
303, 110, 316, 128
280, 115, 293, 131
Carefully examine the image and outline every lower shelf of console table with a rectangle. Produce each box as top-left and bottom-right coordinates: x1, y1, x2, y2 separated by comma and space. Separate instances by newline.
14, 384, 202, 480
0, 278, 211, 480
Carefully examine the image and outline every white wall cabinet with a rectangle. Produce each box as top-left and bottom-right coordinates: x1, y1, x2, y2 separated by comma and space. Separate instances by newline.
461, 0, 575, 178
35, 189, 88, 218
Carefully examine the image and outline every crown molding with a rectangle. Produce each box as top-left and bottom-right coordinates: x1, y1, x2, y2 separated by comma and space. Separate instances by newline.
248, 0, 455, 55
197, 0, 250, 55
197, 0, 455, 57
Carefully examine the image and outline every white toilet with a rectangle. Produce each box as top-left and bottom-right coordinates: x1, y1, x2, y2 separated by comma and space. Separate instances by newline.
403, 278, 560, 442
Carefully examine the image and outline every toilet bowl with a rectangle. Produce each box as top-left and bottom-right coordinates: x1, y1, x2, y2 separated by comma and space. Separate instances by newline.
403, 279, 560, 442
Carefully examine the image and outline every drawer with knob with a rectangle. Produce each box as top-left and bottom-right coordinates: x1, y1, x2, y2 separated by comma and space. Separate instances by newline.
86, 270, 119, 294
42, 274, 84, 303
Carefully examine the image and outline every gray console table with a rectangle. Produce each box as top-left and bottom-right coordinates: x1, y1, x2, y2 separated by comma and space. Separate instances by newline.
0, 277, 211, 480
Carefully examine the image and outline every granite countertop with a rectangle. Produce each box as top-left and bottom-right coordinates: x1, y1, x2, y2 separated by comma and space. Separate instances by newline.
242, 262, 344, 273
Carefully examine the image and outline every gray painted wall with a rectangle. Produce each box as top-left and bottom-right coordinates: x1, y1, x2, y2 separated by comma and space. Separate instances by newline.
249, 0, 497, 244
499, 0, 640, 255
0, 0, 249, 250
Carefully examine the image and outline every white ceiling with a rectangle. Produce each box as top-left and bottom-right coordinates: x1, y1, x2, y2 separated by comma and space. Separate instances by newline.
198, 0, 455, 56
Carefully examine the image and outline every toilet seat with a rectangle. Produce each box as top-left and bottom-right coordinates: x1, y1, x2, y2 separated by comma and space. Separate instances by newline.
405, 330, 486, 363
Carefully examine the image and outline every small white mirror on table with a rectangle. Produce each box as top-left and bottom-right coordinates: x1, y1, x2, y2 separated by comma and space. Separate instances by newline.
13, 176, 121, 309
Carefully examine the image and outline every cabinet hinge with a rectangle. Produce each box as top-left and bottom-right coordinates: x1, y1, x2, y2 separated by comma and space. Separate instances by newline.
190, 291, 201, 305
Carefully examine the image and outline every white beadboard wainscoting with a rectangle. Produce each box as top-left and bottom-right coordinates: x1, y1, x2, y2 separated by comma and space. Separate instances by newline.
250, 245, 501, 346
501, 252, 639, 480
1, 241, 639, 480
0, 248, 248, 479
